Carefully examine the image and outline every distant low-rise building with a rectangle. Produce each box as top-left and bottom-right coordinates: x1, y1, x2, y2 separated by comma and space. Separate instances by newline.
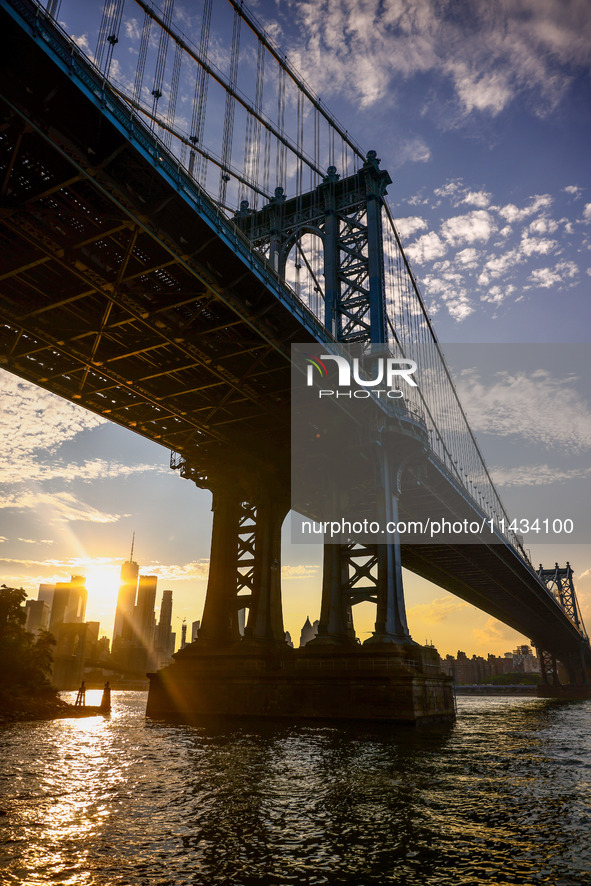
440, 646, 541, 684
299, 616, 319, 647
512, 645, 541, 674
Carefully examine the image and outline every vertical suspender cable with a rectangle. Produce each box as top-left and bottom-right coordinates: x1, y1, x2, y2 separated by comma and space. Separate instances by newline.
251, 39, 265, 209
150, 0, 174, 132
46, 0, 62, 20
133, 12, 151, 105
189, 0, 213, 186
165, 41, 182, 149
96, 0, 125, 77
219, 8, 241, 205
276, 66, 286, 190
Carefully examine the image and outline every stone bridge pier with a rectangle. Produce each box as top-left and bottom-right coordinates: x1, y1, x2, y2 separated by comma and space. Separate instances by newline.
147, 435, 455, 724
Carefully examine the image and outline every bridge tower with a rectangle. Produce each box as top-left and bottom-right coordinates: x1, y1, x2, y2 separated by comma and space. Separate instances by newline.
536, 563, 590, 688
171, 452, 289, 649
173, 152, 423, 659
236, 151, 417, 648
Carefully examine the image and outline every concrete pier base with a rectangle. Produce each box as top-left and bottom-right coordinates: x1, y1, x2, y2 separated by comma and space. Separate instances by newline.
146, 643, 455, 725
537, 684, 591, 700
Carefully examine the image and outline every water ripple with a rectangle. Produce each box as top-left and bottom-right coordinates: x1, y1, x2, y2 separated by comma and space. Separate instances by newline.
0, 694, 590, 884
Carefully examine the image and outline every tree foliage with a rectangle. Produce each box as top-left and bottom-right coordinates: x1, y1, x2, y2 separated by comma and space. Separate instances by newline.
0, 585, 56, 705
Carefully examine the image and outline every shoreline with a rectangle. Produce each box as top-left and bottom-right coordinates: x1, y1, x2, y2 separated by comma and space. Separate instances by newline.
0, 694, 110, 725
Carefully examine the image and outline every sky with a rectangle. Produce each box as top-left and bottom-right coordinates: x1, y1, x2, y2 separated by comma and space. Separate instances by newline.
1, 0, 591, 657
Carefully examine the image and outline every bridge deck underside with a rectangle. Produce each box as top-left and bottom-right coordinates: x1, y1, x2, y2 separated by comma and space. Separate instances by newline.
401, 543, 577, 656
0, 2, 320, 476
298, 450, 585, 655
395, 464, 581, 654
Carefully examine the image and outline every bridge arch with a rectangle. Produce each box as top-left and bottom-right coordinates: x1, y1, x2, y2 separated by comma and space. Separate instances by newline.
279, 226, 325, 324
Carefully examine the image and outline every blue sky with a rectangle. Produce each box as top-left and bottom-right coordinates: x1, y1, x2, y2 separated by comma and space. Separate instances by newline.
1, 0, 590, 655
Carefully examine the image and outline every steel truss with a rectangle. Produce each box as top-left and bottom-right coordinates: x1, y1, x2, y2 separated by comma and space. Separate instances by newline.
536, 563, 589, 685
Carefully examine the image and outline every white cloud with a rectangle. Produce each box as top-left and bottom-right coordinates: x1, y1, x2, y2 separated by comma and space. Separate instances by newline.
491, 464, 591, 487
441, 291, 474, 321
434, 180, 463, 202
440, 210, 496, 246
499, 195, 553, 223
455, 247, 480, 268
282, 0, 591, 117
456, 369, 591, 454
461, 190, 491, 208
405, 231, 447, 264
480, 284, 515, 305
473, 616, 525, 648
1, 491, 122, 524
281, 564, 319, 579
124, 18, 141, 42
143, 560, 210, 580
407, 190, 432, 207
520, 234, 557, 256
583, 203, 591, 221
17, 537, 54, 545
395, 216, 428, 239
0, 457, 167, 486
0, 374, 166, 528
477, 248, 521, 284
407, 175, 586, 321
528, 217, 559, 235
0, 373, 105, 460
407, 595, 469, 623
528, 267, 560, 288
395, 136, 431, 165
564, 185, 583, 198
71, 33, 92, 57
528, 260, 578, 288
447, 63, 512, 115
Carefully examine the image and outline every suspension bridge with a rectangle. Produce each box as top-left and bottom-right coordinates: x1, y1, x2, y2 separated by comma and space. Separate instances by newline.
0, 0, 589, 722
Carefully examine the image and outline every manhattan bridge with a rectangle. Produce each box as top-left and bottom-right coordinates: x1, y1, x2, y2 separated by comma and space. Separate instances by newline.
0, 0, 588, 721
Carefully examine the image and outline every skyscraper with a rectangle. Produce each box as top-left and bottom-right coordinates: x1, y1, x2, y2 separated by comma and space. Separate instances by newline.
25, 599, 50, 634
154, 589, 175, 667
38, 583, 55, 609
111, 537, 140, 671
49, 575, 87, 629
133, 574, 157, 671
113, 537, 139, 642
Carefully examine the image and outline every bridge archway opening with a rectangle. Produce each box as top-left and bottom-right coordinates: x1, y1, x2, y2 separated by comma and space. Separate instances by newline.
282, 230, 325, 324
350, 600, 375, 644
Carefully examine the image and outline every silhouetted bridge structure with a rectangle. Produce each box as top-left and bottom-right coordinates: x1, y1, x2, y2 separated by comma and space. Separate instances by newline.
0, 0, 588, 721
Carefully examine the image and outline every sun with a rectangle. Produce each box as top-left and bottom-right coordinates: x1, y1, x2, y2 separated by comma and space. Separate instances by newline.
83, 564, 121, 630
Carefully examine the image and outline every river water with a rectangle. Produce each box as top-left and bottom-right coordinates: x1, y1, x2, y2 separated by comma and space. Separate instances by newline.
1, 692, 590, 885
